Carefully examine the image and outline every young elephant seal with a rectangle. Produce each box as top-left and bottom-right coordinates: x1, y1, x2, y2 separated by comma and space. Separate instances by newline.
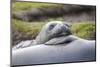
12, 21, 95, 66
13, 21, 71, 50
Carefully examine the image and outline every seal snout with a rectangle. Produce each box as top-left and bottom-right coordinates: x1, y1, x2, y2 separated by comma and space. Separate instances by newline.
57, 23, 72, 36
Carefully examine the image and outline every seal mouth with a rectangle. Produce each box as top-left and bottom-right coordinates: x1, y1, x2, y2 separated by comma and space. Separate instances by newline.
57, 24, 72, 37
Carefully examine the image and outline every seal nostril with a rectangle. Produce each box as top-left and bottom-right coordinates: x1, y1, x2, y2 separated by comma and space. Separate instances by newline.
61, 25, 72, 35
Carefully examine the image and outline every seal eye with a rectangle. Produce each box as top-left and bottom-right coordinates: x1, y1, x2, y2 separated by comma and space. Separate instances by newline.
49, 24, 56, 30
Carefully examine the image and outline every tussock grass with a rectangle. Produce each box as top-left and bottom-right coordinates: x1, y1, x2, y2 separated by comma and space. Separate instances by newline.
71, 21, 95, 40
11, 2, 96, 45
12, 20, 95, 45
13, 20, 95, 40
12, 2, 61, 12
12, 19, 46, 39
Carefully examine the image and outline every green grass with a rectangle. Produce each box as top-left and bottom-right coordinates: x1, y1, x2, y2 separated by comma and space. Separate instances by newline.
12, 20, 95, 46
12, 2, 61, 12
13, 20, 95, 40
12, 2, 96, 46
71, 21, 95, 40
12, 19, 46, 38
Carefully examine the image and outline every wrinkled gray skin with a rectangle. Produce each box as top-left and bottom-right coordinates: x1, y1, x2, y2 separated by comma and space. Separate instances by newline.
12, 21, 95, 66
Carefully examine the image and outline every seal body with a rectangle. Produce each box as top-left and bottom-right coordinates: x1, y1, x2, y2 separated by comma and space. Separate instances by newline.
12, 21, 96, 66
12, 35, 96, 65
12, 35, 95, 66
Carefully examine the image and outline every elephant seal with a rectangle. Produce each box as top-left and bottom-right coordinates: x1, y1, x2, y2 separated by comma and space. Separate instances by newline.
13, 21, 71, 50
35, 21, 71, 44
12, 21, 95, 66
12, 36, 95, 66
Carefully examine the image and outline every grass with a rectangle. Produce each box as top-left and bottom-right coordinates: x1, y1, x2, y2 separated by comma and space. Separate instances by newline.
71, 21, 95, 40
12, 2, 62, 12
12, 2, 96, 46
12, 20, 95, 45
12, 20, 95, 40
12, 19, 46, 38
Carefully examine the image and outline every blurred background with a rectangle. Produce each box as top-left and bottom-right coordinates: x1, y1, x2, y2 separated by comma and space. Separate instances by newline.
12, 1, 96, 46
